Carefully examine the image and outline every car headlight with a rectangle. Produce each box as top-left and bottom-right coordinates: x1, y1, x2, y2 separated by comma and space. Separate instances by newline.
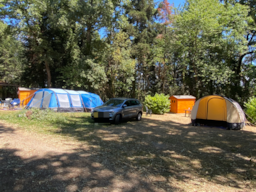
109, 111, 114, 117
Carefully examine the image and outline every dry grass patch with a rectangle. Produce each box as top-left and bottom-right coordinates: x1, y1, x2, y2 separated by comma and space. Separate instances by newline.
0, 111, 256, 191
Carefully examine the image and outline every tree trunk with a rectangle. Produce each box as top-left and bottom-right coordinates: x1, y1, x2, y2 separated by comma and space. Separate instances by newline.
45, 60, 52, 88
86, 0, 94, 55
131, 70, 136, 98
107, 76, 115, 98
106, 60, 115, 98
234, 51, 254, 88
86, 23, 92, 54
131, 56, 137, 98
237, 51, 254, 75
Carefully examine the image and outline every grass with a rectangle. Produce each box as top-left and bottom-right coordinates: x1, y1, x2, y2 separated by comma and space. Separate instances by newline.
0, 110, 256, 191
0, 109, 96, 133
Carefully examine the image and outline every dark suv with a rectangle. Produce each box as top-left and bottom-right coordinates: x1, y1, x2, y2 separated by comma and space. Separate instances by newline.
91, 98, 143, 124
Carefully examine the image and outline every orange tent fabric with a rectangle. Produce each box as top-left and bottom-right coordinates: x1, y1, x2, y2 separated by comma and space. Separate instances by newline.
191, 95, 245, 130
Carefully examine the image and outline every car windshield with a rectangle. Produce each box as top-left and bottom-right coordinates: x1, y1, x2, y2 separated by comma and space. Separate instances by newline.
103, 99, 124, 107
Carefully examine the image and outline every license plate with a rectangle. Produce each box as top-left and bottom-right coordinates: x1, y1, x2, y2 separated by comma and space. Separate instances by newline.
94, 112, 98, 118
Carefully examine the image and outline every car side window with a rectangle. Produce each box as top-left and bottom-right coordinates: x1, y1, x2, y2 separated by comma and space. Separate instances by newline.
135, 100, 140, 105
130, 100, 137, 106
124, 100, 131, 106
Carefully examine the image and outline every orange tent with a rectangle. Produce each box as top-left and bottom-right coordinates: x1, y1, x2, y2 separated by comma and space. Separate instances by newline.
191, 95, 245, 130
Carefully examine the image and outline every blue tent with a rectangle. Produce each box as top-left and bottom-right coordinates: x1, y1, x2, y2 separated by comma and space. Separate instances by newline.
78, 91, 104, 111
26, 89, 103, 112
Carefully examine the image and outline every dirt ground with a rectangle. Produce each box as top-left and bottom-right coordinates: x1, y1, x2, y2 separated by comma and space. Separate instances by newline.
0, 113, 256, 192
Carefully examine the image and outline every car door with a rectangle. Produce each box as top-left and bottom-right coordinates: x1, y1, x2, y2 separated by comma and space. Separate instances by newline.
129, 100, 138, 118
122, 100, 133, 119
135, 100, 142, 115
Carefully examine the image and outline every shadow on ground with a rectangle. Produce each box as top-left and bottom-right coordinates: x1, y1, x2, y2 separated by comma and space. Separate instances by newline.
0, 115, 256, 191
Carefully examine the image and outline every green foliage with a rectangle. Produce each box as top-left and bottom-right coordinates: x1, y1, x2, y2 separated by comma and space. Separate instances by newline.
0, 21, 23, 83
102, 31, 136, 98
244, 97, 256, 123
173, 0, 250, 98
122, 0, 159, 97
0, 0, 115, 89
0, 0, 255, 105
144, 93, 170, 114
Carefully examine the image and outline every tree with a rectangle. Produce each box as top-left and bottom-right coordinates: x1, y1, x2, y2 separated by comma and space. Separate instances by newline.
173, 0, 249, 98
102, 31, 136, 98
123, 0, 160, 99
220, 0, 256, 103
0, 21, 23, 84
158, 0, 174, 25
0, 0, 254, 104
0, 0, 115, 90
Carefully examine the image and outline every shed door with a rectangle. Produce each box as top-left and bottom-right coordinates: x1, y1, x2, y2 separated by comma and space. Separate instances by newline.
207, 98, 227, 121
171, 100, 177, 113
177, 99, 195, 113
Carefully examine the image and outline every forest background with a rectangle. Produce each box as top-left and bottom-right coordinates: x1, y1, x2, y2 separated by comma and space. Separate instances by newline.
0, 0, 255, 105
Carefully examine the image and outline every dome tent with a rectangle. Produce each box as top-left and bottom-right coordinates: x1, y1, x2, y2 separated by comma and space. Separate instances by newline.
191, 95, 245, 130
26, 89, 103, 112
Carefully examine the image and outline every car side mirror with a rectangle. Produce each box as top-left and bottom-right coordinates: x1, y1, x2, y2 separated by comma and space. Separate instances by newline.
122, 104, 127, 108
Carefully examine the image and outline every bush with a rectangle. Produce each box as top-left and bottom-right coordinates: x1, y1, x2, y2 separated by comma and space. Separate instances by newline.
144, 93, 170, 114
244, 97, 256, 123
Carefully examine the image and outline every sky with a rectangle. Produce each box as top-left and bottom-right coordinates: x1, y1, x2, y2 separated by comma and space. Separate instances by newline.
98, 0, 186, 38
168, 0, 186, 7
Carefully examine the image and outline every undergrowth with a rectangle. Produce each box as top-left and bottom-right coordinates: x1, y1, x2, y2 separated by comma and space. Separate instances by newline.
17, 108, 68, 122
244, 97, 256, 124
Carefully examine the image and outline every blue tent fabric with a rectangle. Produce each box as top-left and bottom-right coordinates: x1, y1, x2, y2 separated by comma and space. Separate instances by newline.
78, 91, 103, 109
26, 89, 103, 112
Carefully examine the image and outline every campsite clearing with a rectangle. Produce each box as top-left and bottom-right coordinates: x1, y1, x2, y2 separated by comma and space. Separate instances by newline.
0, 112, 255, 192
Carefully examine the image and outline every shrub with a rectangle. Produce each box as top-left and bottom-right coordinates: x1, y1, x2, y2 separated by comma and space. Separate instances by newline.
144, 93, 170, 114
244, 96, 256, 123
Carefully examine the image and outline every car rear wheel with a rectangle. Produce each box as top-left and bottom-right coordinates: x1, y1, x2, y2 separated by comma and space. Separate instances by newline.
114, 114, 121, 124
136, 112, 142, 121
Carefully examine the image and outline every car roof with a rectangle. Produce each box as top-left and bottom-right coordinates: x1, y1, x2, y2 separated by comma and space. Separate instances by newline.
110, 98, 137, 100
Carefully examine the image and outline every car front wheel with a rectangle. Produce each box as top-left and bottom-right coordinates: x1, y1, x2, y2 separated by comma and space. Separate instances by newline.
136, 112, 142, 121
114, 114, 121, 124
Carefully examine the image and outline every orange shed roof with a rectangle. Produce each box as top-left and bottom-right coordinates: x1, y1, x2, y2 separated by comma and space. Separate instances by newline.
18, 87, 39, 91
171, 95, 196, 99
